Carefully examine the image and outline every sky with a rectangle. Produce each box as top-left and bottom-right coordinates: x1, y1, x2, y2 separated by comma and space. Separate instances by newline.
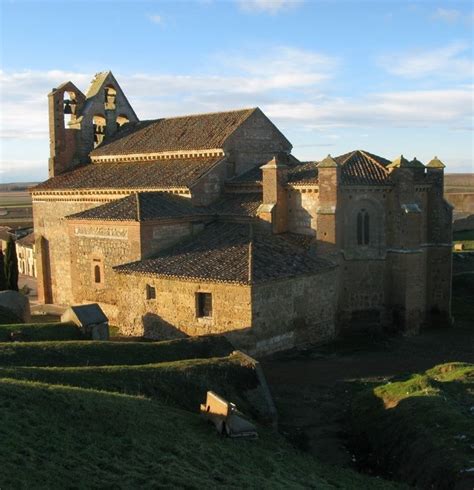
0, 0, 473, 182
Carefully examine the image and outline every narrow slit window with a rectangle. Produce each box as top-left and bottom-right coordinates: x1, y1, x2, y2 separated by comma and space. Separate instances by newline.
146, 284, 156, 300
363, 212, 370, 245
196, 292, 212, 318
357, 209, 370, 246
94, 264, 101, 284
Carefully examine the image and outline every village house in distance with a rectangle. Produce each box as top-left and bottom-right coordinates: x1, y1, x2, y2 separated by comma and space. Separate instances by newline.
31, 72, 453, 354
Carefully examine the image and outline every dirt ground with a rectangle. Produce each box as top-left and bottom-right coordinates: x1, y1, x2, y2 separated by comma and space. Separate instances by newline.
261, 317, 474, 470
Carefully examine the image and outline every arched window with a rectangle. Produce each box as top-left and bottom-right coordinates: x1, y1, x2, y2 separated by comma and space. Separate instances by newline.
116, 114, 129, 130
357, 209, 370, 246
94, 264, 101, 283
93, 114, 106, 148
104, 85, 117, 110
63, 91, 77, 128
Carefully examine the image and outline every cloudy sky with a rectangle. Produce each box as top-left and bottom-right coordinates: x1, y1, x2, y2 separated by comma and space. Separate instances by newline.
0, 0, 473, 182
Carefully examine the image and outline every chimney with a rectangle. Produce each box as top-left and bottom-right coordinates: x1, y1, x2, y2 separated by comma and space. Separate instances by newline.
257, 154, 288, 233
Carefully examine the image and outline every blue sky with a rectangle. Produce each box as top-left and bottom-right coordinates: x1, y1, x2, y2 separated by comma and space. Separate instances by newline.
0, 0, 473, 182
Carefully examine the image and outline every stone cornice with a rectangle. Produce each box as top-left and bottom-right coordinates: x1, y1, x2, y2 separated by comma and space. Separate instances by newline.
31, 187, 191, 201
91, 148, 225, 163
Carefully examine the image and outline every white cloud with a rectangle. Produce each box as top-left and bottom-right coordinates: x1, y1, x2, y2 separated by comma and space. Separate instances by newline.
378, 42, 473, 80
1, 47, 473, 179
432, 8, 460, 23
148, 14, 163, 24
237, 0, 303, 14
264, 88, 473, 130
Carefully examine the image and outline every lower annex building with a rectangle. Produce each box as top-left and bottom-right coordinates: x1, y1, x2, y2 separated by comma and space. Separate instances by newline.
31, 72, 453, 354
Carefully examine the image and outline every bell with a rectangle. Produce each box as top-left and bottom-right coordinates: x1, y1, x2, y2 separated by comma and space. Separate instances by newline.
63, 100, 72, 114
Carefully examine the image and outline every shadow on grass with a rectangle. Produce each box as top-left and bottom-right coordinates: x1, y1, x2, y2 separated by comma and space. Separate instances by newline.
349, 371, 474, 490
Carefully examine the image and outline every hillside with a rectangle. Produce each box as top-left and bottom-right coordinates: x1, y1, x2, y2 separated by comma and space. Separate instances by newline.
0, 337, 401, 488
351, 363, 474, 489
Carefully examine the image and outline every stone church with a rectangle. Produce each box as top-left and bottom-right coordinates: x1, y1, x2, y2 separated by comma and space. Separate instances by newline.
31, 71, 453, 354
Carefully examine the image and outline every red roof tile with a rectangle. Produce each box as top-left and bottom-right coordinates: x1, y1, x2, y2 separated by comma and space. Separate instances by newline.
90, 108, 257, 157
32, 157, 223, 192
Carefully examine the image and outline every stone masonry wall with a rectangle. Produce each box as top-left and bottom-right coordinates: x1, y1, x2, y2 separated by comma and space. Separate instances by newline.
140, 221, 206, 258
33, 197, 117, 305
248, 269, 337, 354
287, 187, 318, 235
68, 220, 141, 308
225, 109, 292, 177
190, 158, 228, 206
115, 275, 252, 339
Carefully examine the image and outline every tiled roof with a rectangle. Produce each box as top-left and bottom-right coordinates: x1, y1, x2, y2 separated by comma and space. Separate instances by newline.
230, 160, 318, 185
16, 232, 35, 247
288, 161, 319, 183
212, 192, 262, 217
67, 192, 210, 222
90, 108, 257, 157
114, 222, 332, 285
280, 232, 315, 249
230, 150, 391, 187
31, 157, 223, 192
335, 150, 390, 185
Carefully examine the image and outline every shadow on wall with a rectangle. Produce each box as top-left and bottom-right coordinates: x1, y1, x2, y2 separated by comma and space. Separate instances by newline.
141, 312, 260, 352
142, 313, 188, 340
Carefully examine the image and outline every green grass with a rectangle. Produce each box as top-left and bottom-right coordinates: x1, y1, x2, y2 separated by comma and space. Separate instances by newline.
351, 362, 474, 489
0, 354, 261, 416
0, 322, 83, 342
0, 335, 234, 367
0, 378, 399, 489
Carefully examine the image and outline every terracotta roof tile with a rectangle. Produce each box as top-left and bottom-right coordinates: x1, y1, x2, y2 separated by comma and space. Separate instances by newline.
32, 157, 222, 192
67, 192, 210, 222
212, 192, 262, 217
230, 160, 318, 185
335, 150, 390, 185
90, 108, 256, 157
16, 232, 35, 247
114, 222, 332, 284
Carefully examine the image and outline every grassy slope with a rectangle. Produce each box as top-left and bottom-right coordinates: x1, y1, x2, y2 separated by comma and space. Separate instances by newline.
0, 322, 83, 342
0, 378, 399, 489
0, 335, 234, 367
351, 362, 474, 489
0, 354, 261, 416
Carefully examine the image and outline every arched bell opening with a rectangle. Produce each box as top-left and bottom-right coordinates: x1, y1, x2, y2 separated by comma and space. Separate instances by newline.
63, 91, 77, 128
92, 114, 106, 148
116, 114, 129, 131
104, 85, 117, 110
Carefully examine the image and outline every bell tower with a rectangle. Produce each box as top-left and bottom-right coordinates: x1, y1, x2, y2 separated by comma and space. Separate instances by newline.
48, 81, 85, 177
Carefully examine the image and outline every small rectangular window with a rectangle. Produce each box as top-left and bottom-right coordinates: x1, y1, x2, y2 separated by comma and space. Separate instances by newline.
146, 284, 156, 300
196, 292, 212, 318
